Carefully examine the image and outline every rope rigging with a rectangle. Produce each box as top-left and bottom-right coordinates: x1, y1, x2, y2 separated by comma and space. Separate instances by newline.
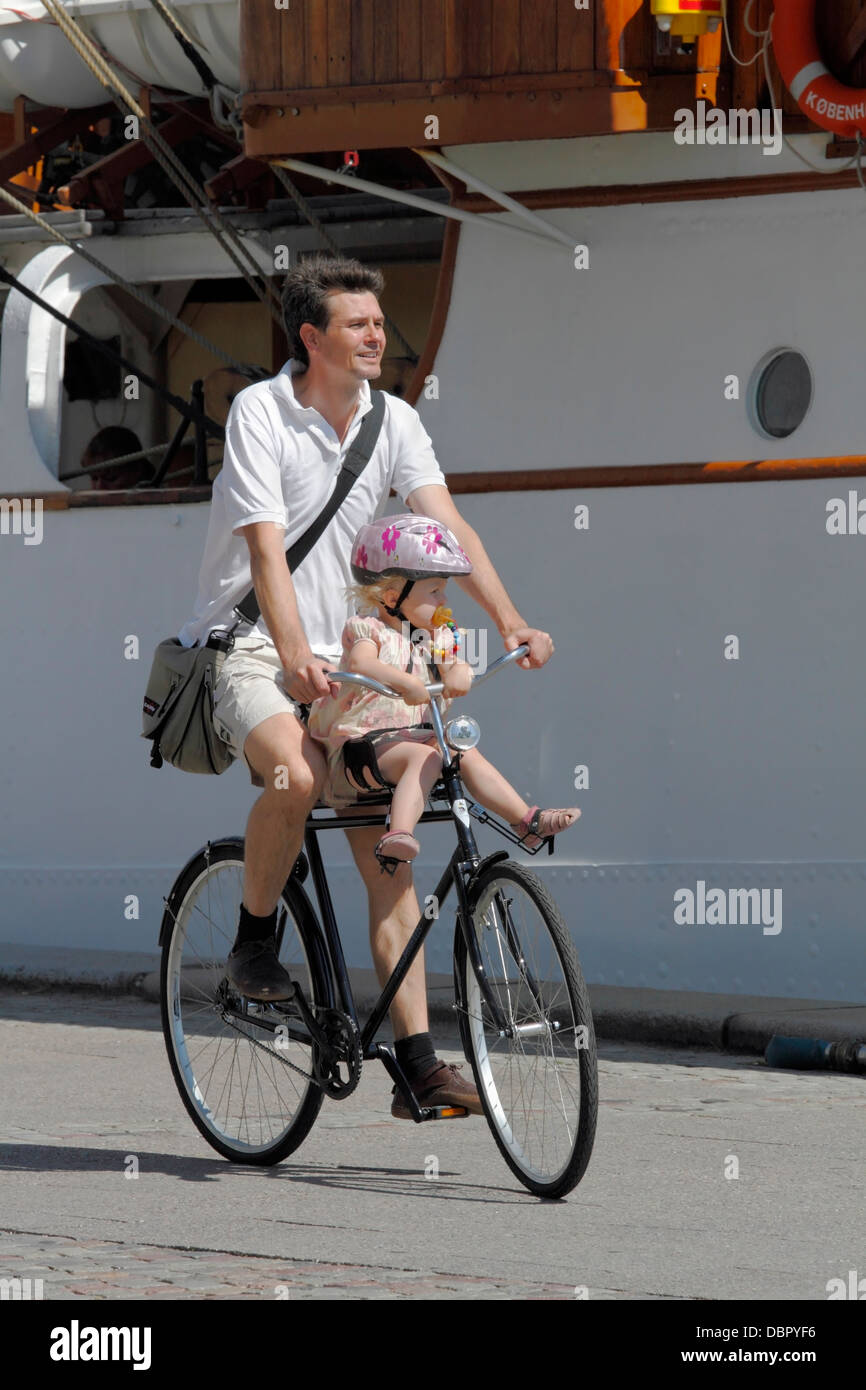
1, 0, 436, 455
39, 0, 283, 320
0, 257, 229, 484
0, 179, 268, 378
0, 259, 226, 434
140, 0, 419, 360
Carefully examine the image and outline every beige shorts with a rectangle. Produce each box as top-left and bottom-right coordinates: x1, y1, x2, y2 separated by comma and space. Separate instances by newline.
212, 634, 324, 788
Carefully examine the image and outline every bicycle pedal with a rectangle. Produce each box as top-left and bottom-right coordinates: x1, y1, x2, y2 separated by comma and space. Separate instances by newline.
423, 1104, 470, 1120
375, 853, 402, 877
244, 993, 297, 1018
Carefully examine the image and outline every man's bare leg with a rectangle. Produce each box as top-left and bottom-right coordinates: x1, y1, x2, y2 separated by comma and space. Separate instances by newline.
341, 809, 429, 1040
341, 805, 482, 1116
225, 712, 325, 1000
242, 711, 326, 915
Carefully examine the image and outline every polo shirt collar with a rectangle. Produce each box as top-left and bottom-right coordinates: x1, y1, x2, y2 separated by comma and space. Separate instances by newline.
268, 358, 373, 422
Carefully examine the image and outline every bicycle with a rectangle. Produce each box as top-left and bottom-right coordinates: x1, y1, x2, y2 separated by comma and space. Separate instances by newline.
159, 644, 598, 1198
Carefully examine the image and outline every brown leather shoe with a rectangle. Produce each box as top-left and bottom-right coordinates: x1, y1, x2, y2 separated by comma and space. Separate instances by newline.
391, 1059, 483, 1119
225, 937, 293, 1001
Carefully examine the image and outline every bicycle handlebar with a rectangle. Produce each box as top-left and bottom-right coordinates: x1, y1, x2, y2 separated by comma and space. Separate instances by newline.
320, 643, 531, 702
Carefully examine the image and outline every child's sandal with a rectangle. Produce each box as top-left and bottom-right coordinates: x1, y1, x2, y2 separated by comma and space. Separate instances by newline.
374, 831, 420, 875
511, 805, 546, 850
511, 806, 579, 851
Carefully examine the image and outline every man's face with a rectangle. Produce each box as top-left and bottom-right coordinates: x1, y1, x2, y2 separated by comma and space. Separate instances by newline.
305, 291, 385, 382
84, 452, 146, 491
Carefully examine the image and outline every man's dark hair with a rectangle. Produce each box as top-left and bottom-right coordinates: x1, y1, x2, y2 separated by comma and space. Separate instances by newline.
82, 425, 154, 483
280, 253, 384, 367
85, 425, 143, 462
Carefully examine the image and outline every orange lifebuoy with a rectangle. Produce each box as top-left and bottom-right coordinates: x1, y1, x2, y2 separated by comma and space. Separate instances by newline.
773, 0, 866, 137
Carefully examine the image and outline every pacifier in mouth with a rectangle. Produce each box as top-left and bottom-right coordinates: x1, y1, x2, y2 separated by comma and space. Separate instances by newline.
431, 605, 460, 660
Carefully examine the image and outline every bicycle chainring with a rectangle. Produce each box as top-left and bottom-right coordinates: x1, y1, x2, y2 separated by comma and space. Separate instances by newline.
312, 1007, 362, 1099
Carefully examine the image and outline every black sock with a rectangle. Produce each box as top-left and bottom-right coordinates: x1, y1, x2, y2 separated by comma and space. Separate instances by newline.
395, 1032, 437, 1082
233, 903, 278, 950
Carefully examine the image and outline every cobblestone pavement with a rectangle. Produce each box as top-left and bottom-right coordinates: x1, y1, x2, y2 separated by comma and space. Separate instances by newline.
0, 1230, 580, 1300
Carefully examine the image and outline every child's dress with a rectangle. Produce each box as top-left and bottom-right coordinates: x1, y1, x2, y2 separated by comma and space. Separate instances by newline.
307, 614, 454, 807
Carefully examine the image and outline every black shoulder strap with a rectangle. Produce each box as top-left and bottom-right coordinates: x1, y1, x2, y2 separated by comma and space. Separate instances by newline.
233, 389, 386, 627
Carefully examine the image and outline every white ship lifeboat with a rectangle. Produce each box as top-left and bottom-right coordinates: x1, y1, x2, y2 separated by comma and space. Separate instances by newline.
0, 0, 239, 112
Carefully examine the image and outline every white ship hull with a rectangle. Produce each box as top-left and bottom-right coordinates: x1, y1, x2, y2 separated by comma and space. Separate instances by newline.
1, 131, 864, 1004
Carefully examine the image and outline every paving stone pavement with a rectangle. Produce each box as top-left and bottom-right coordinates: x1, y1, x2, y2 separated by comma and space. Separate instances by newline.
0, 1231, 580, 1300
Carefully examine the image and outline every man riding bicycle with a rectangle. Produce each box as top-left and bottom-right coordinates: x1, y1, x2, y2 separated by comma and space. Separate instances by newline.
177, 252, 554, 1119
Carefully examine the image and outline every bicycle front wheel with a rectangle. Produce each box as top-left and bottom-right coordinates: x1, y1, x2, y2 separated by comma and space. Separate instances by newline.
160, 838, 330, 1165
454, 859, 598, 1198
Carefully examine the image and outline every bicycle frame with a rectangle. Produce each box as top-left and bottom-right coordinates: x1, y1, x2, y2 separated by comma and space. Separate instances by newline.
301, 755, 512, 1062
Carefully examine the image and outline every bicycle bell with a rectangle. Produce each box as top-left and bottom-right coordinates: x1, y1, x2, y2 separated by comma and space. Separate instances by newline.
444, 714, 481, 751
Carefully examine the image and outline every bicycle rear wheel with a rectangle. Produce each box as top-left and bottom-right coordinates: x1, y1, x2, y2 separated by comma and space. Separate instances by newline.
454, 859, 597, 1198
160, 838, 330, 1164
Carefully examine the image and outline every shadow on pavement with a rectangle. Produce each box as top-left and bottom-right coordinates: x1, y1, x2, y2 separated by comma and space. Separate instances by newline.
0, 1143, 530, 1201
0, 991, 164, 1031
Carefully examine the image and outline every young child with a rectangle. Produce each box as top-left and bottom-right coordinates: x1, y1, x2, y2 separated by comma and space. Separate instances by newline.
306, 513, 580, 872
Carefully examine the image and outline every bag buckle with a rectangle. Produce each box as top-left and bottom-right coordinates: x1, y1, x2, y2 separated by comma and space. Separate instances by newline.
205, 627, 236, 654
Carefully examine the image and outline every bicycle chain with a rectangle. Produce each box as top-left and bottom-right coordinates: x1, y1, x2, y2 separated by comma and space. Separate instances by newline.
220, 1011, 318, 1086
220, 1003, 362, 1099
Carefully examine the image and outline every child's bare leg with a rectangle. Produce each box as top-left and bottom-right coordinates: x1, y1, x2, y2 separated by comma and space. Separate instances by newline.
457, 747, 580, 844
376, 741, 443, 835
456, 747, 529, 823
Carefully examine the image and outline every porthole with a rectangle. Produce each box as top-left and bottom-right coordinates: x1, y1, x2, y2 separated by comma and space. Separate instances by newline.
748, 349, 813, 440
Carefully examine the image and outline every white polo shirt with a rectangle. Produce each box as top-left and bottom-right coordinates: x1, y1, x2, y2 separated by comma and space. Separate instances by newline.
177, 359, 447, 658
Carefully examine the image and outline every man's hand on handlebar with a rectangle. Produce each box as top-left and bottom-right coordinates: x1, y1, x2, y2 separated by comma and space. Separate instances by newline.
503, 626, 554, 671
283, 653, 341, 704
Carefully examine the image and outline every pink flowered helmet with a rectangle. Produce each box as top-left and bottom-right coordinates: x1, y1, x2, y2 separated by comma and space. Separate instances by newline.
350, 513, 472, 584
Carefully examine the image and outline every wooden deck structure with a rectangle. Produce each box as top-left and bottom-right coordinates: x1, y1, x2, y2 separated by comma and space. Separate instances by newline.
239, 1, 866, 157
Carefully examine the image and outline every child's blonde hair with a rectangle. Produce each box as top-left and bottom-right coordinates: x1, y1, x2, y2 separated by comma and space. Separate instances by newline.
342, 576, 396, 616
